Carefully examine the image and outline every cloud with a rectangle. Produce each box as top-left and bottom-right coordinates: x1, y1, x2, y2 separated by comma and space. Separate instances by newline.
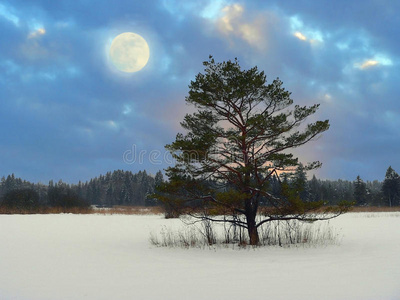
216, 3, 266, 50
357, 59, 379, 69
0, 0, 399, 183
293, 31, 307, 41
355, 55, 393, 70
28, 27, 46, 38
289, 15, 324, 45
0, 3, 20, 26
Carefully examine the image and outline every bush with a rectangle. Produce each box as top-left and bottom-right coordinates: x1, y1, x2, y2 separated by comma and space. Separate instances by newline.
150, 218, 341, 249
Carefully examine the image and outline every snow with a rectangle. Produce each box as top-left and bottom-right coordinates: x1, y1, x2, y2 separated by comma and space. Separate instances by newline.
0, 213, 399, 300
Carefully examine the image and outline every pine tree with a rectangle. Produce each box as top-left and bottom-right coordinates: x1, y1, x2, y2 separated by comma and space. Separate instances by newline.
309, 175, 321, 202
291, 163, 310, 201
382, 166, 400, 207
155, 171, 164, 187
155, 56, 351, 245
353, 175, 367, 206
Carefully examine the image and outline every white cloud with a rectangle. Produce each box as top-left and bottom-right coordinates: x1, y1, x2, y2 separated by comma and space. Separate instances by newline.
0, 3, 19, 26
358, 59, 379, 69
355, 55, 393, 70
294, 31, 307, 41
28, 27, 46, 39
200, 0, 227, 20
218, 4, 243, 33
289, 15, 324, 44
373, 54, 393, 66
216, 3, 265, 49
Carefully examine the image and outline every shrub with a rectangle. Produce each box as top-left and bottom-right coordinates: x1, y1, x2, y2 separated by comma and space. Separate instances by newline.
150, 218, 341, 249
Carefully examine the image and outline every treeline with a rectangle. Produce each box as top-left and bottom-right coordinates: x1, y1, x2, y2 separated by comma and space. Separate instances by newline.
267, 165, 399, 207
73, 169, 163, 206
0, 170, 164, 212
290, 175, 384, 206
1, 166, 399, 212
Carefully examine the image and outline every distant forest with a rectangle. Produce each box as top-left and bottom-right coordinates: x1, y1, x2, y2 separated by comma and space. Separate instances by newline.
0, 170, 164, 210
0, 166, 399, 211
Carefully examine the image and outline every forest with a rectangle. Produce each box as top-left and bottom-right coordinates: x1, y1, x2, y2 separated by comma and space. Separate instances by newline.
0, 170, 163, 211
0, 166, 398, 212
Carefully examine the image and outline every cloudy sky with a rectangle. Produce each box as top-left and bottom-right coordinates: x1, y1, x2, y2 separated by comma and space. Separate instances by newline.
0, 0, 399, 183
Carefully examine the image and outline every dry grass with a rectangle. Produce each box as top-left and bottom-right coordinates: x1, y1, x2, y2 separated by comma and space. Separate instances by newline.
257, 205, 400, 215
150, 219, 341, 249
354, 212, 400, 218
94, 206, 163, 215
0, 206, 164, 215
1, 205, 399, 215
0, 206, 94, 215
349, 206, 400, 213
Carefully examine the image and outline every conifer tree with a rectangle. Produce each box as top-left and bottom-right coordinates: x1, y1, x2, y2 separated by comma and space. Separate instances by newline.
156, 57, 351, 245
353, 175, 367, 206
382, 166, 400, 207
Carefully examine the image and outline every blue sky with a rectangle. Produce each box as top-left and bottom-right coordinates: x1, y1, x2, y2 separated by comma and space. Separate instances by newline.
0, 0, 399, 183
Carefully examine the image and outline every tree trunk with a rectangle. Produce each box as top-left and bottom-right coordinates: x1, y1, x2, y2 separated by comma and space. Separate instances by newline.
246, 214, 260, 246
248, 224, 260, 246
244, 195, 260, 245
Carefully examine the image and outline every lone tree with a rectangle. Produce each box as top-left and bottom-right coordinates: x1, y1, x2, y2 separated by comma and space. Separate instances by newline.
156, 57, 351, 245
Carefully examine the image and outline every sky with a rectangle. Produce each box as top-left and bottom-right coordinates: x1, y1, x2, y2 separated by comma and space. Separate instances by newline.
0, 0, 399, 183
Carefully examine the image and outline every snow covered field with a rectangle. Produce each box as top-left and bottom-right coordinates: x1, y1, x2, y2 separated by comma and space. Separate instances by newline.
0, 212, 399, 300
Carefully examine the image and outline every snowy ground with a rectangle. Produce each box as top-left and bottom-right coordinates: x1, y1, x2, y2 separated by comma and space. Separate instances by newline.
0, 212, 399, 300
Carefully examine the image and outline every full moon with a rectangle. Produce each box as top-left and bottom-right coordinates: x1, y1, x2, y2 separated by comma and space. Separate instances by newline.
109, 32, 150, 73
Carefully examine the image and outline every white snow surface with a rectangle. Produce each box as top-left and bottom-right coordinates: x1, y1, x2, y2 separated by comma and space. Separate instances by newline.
0, 213, 399, 300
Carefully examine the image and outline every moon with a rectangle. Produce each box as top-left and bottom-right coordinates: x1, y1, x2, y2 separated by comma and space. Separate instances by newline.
109, 32, 150, 73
